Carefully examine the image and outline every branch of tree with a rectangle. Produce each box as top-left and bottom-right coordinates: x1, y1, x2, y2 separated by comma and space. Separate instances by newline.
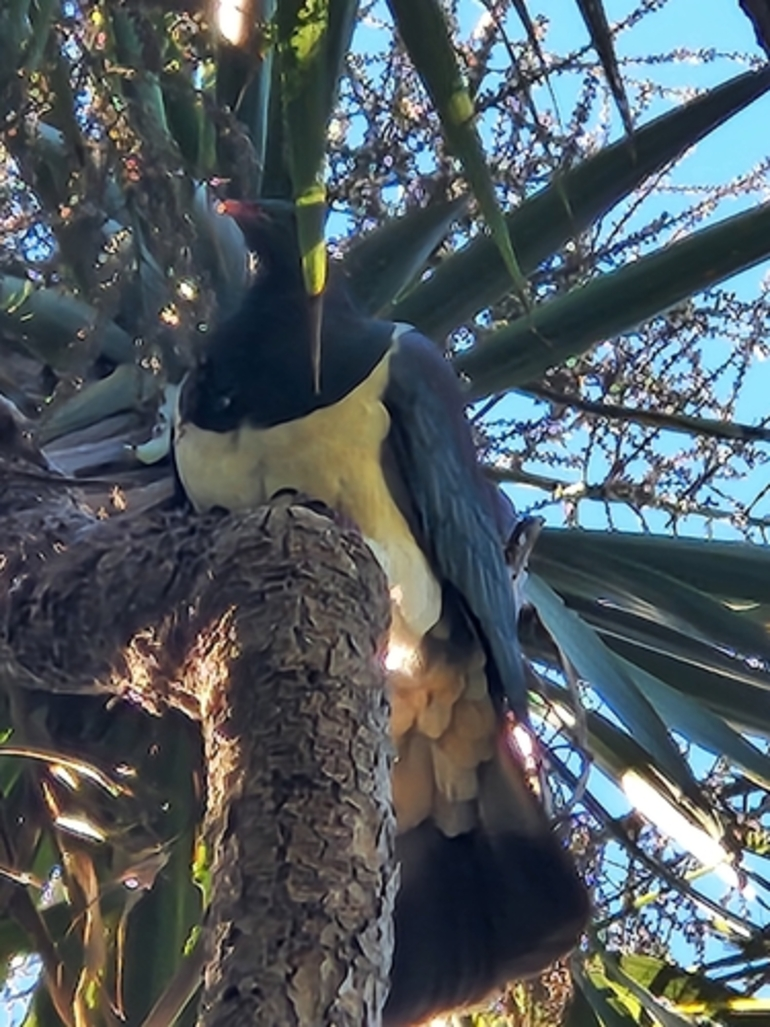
521, 382, 770, 445
485, 463, 770, 529
0, 453, 395, 1026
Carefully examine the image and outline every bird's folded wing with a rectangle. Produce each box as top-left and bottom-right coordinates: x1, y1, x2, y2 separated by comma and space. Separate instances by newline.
383, 327, 528, 719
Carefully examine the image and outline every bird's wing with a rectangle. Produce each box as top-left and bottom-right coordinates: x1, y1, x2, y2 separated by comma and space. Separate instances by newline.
383, 326, 528, 719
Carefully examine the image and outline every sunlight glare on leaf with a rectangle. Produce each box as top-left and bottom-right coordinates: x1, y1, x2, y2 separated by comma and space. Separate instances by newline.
52, 813, 107, 843
215, 0, 248, 47
49, 764, 79, 790
622, 770, 750, 895
0, 746, 127, 797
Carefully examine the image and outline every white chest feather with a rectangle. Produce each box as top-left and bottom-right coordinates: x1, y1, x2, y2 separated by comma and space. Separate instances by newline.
175, 354, 442, 637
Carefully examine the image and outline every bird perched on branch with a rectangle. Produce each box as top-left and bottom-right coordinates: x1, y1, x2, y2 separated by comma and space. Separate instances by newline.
173, 201, 588, 1026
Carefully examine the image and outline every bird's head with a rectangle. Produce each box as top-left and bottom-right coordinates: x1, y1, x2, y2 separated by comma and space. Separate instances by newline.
178, 200, 315, 431
178, 198, 390, 432
219, 197, 369, 339
219, 199, 303, 290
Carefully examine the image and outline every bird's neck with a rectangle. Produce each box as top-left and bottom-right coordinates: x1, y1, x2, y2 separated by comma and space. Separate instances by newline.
183, 265, 394, 433
225, 274, 316, 386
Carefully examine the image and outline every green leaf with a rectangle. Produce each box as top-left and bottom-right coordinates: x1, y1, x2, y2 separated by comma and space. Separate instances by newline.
523, 544, 770, 741
248, 10, 277, 198
278, 0, 328, 295
111, 8, 173, 144
392, 66, 770, 337
23, 0, 56, 72
0, 917, 35, 970
275, 0, 358, 384
162, 73, 203, 170
617, 952, 741, 1010
278, 0, 358, 292
538, 677, 678, 784
214, 3, 277, 192
525, 572, 700, 801
0, 275, 134, 368
623, 663, 770, 790
539, 679, 721, 839
261, 41, 293, 200
458, 198, 770, 396
601, 951, 699, 1027
137, 940, 205, 1027
574, 958, 643, 1027
606, 638, 770, 737
0, 0, 32, 89
386, 0, 528, 302
533, 533, 770, 665
118, 724, 201, 1025
341, 196, 468, 315
569, 590, 770, 694
0, 741, 24, 798
36, 365, 160, 446
563, 981, 604, 1027
162, 42, 217, 181
509, 0, 563, 119
576, 0, 634, 137
540, 528, 770, 605
191, 185, 249, 317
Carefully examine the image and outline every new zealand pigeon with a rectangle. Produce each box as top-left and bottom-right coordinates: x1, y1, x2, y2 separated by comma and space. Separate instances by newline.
173, 202, 588, 1026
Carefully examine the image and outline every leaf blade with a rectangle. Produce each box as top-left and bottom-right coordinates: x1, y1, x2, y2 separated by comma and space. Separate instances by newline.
576, 0, 634, 137
341, 195, 468, 315
386, 0, 528, 300
458, 198, 770, 396
525, 572, 699, 800
392, 66, 770, 337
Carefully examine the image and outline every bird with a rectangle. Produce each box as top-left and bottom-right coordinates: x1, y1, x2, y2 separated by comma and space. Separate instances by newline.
173, 201, 589, 1026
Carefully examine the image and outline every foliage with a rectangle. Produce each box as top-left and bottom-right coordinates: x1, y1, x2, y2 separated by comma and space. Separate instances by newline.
2, 1, 770, 1025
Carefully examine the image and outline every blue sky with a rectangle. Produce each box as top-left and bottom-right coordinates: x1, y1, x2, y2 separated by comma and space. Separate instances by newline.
479, 1, 770, 539
351, 0, 770, 540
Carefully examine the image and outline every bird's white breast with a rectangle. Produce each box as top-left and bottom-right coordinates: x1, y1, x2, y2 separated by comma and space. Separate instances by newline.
175, 351, 442, 638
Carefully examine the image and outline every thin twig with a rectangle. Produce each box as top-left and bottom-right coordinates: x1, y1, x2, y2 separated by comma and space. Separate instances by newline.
522, 383, 770, 444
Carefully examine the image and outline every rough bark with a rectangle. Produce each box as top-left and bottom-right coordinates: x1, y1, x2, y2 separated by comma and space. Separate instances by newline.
0, 447, 395, 1027
194, 504, 396, 1027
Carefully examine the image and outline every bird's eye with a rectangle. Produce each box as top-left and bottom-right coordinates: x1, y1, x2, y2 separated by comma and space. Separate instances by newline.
215, 394, 233, 411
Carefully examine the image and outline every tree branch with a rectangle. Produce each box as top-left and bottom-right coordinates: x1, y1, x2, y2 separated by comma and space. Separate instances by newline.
521, 382, 770, 445
0, 452, 395, 1027
485, 463, 770, 528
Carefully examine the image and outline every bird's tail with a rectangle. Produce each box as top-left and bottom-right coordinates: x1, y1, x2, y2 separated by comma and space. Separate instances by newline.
384, 745, 589, 1027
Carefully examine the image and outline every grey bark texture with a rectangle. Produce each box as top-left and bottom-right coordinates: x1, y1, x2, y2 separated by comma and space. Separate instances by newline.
194, 502, 396, 1027
0, 438, 395, 1027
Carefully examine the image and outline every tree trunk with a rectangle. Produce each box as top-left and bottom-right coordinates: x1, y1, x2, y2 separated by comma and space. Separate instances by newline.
194, 503, 396, 1027
0, 442, 395, 1027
